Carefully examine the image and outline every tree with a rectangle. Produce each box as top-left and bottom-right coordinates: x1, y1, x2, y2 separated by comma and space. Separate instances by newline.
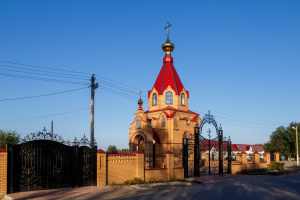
106, 145, 118, 153
0, 130, 21, 149
264, 122, 300, 159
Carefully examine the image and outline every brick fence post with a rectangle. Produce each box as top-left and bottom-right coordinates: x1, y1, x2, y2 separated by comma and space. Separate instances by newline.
264, 152, 271, 164
164, 150, 174, 181
241, 152, 247, 165
97, 149, 107, 186
133, 150, 144, 181
253, 151, 260, 164
0, 147, 8, 196
274, 151, 280, 162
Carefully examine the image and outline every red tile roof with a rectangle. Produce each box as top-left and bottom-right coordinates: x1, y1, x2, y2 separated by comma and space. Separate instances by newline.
231, 144, 264, 152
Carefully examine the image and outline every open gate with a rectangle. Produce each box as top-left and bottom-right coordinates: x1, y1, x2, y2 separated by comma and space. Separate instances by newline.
6, 129, 97, 193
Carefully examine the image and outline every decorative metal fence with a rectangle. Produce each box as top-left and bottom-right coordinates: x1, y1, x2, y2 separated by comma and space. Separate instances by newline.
6, 128, 97, 193
144, 153, 166, 169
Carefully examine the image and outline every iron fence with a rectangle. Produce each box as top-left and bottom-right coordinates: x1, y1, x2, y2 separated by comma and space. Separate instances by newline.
144, 153, 166, 169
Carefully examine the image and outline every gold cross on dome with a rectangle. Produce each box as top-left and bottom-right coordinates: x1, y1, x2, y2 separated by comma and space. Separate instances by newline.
165, 22, 172, 41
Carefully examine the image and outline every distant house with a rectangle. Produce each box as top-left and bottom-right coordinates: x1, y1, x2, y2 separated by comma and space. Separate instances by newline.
199, 142, 265, 161
231, 144, 265, 160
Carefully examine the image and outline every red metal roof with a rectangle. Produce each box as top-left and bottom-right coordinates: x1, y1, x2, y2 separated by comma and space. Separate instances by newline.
144, 106, 199, 116
152, 56, 185, 96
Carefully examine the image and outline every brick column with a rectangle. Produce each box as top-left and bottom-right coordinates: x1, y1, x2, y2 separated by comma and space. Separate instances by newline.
236, 153, 241, 162
134, 150, 144, 181
164, 150, 174, 181
0, 148, 7, 196
241, 152, 247, 165
274, 151, 280, 162
264, 152, 271, 164
205, 153, 209, 166
253, 151, 260, 164
97, 149, 107, 186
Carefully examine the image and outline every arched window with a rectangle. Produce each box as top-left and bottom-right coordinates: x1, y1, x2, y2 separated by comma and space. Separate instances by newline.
153, 93, 157, 105
166, 92, 172, 104
136, 116, 141, 129
181, 93, 185, 105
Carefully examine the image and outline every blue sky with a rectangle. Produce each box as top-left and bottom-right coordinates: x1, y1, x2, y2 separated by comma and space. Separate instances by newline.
0, 1, 299, 151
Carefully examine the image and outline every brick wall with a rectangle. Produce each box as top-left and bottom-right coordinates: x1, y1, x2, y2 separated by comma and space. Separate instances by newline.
97, 150, 184, 185
0, 148, 7, 195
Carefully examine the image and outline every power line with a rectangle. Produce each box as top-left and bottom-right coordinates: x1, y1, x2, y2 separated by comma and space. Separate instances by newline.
0, 60, 92, 75
0, 72, 89, 85
0, 87, 87, 102
0, 64, 89, 80
0, 108, 89, 123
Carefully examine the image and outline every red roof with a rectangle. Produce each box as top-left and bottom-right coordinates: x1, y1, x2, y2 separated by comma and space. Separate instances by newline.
231, 144, 264, 152
151, 56, 185, 96
145, 106, 199, 116
200, 140, 229, 151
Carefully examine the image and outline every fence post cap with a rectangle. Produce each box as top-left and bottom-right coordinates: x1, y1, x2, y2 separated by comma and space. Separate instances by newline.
241, 151, 247, 154
264, 151, 270, 154
274, 151, 279, 154
253, 151, 259, 154
164, 150, 174, 154
97, 149, 106, 153
133, 150, 144, 154
0, 147, 7, 152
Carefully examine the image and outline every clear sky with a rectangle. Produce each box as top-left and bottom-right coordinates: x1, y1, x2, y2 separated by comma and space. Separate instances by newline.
0, 0, 299, 151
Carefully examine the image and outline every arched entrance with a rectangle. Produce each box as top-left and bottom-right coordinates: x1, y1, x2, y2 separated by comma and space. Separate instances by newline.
132, 134, 146, 152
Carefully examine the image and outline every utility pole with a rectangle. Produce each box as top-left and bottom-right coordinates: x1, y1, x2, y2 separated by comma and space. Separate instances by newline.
292, 125, 299, 166
90, 74, 98, 148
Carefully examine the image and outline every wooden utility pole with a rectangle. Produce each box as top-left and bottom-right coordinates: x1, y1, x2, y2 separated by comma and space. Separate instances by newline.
90, 74, 98, 148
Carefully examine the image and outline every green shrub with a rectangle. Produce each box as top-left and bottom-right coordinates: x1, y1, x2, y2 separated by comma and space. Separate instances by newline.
123, 177, 144, 185
236, 168, 269, 174
268, 162, 284, 171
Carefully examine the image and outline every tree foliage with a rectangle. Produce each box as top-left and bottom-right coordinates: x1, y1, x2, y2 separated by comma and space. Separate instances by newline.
0, 130, 21, 149
264, 122, 300, 158
106, 145, 118, 153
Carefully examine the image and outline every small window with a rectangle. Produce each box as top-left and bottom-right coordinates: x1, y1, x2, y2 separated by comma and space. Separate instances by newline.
153, 93, 157, 105
181, 93, 185, 105
166, 92, 172, 104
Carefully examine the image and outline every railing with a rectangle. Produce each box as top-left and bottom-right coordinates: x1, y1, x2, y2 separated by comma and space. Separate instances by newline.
174, 153, 183, 168
144, 153, 166, 169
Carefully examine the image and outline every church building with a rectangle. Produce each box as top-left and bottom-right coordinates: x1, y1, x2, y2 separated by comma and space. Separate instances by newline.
129, 26, 201, 155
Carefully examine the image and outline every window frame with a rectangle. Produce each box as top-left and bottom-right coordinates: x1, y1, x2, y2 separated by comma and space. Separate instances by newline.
153, 93, 157, 105
181, 93, 185, 105
166, 91, 173, 104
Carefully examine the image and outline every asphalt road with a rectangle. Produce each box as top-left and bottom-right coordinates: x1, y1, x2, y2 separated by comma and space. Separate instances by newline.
97, 172, 300, 200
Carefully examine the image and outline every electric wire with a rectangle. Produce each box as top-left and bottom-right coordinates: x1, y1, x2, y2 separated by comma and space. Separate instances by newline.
0, 108, 89, 123
0, 72, 89, 85
0, 60, 92, 75
0, 87, 87, 102
0, 59, 283, 128
0, 65, 89, 80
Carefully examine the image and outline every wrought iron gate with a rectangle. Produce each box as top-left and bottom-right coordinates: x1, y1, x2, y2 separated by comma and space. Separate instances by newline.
182, 111, 232, 178
7, 130, 97, 193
